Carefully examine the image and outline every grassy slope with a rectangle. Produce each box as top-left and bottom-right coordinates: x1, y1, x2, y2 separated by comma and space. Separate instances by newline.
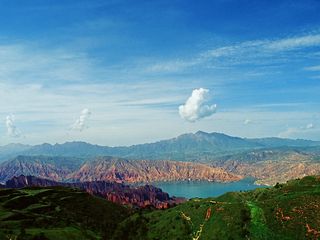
113, 176, 320, 240
0, 187, 130, 240
0, 176, 319, 240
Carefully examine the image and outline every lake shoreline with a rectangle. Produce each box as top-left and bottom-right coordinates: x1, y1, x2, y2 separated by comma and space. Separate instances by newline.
151, 177, 267, 199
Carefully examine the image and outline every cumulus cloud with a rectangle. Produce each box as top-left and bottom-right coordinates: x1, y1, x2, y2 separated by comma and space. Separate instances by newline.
179, 88, 217, 122
71, 108, 91, 131
5, 115, 21, 137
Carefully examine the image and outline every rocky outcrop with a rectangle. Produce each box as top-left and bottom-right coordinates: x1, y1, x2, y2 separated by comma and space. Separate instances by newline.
68, 157, 242, 183
213, 151, 320, 186
0, 155, 83, 182
5, 175, 185, 209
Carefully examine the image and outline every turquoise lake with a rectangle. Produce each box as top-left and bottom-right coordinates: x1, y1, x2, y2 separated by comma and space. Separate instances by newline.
153, 178, 266, 199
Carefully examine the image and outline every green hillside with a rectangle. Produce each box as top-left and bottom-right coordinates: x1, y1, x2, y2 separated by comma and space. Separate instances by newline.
0, 187, 130, 240
113, 176, 320, 240
0, 176, 319, 240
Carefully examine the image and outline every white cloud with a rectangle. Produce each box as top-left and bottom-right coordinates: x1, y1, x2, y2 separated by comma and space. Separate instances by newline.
306, 123, 314, 129
179, 88, 217, 122
146, 59, 199, 73
5, 115, 21, 137
244, 119, 252, 125
71, 108, 91, 131
0, 80, 194, 145
266, 34, 320, 51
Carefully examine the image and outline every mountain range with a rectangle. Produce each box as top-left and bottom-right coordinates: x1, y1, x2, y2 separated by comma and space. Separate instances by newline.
1, 131, 320, 162
1, 131, 320, 185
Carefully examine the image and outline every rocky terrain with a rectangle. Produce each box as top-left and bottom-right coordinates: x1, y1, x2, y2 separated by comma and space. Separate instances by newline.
69, 156, 242, 183
0, 155, 242, 183
213, 149, 320, 185
0, 155, 84, 182
5, 175, 184, 209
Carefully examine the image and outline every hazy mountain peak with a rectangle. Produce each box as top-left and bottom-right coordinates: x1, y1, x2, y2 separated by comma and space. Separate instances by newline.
195, 130, 209, 135
3, 143, 30, 148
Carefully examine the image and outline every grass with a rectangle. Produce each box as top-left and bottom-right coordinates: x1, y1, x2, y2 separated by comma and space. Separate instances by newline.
0, 186, 131, 240
113, 175, 320, 240
247, 201, 272, 239
1, 175, 320, 239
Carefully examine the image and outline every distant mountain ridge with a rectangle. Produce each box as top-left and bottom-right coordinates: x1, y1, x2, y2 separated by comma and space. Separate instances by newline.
0, 143, 32, 161
1, 131, 319, 162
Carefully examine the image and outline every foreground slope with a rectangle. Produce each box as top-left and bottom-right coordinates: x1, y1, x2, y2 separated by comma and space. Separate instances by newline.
0, 186, 130, 240
113, 176, 320, 240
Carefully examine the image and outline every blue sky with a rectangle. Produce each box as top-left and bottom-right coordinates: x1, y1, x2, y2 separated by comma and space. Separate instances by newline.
0, 0, 320, 145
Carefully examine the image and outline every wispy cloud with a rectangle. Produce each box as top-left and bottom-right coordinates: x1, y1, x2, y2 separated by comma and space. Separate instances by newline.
266, 34, 320, 51
147, 33, 320, 73
0, 44, 96, 84
304, 65, 320, 71
5, 115, 21, 137
278, 123, 317, 138
179, 88, 217, 122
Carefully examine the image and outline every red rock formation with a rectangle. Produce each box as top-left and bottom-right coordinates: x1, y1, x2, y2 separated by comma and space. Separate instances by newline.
5, 175, 185, 209
68, 157, 242, 183
306, 223, 320, 239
